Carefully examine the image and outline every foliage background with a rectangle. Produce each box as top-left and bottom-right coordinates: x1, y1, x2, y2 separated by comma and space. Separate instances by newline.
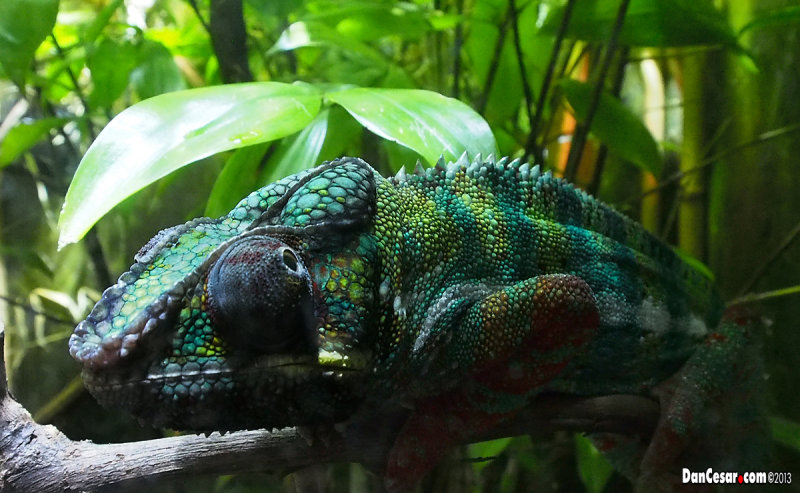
1, 0, 799, 491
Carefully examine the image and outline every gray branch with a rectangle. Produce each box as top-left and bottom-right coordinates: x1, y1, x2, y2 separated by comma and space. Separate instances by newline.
0, 325, 658, 492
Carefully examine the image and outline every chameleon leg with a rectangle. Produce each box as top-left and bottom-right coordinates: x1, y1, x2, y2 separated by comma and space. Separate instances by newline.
385, 274, 600, 491
634, 307, 768, 492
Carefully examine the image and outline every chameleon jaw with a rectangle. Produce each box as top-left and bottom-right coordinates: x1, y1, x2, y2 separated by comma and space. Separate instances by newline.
79, 347, 371, 431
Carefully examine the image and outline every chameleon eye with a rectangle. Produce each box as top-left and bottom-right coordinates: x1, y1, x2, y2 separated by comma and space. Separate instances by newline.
281, 247, 299, 272
206, 236, 316, 355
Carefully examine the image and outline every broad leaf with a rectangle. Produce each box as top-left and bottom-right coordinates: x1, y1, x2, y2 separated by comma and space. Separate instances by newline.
130, 39, 186, 99
328, 87, 497, 164
561, 79, 661, 175
0, 0, 60, 86
88, 37, 139, 108
59, 82, 322, 246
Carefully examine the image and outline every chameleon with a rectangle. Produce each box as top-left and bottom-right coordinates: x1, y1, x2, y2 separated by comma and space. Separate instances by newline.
69, 155, 765, 491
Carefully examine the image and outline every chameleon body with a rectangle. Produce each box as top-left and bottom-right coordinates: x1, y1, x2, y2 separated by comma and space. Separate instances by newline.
70, 156, 763, 490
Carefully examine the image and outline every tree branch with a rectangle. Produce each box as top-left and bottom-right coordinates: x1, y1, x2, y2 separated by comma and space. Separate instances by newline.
209, 0, 253, 83
0, 325, 659, 492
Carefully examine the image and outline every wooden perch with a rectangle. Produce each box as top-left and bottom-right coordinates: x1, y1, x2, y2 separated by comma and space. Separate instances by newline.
0, 325, 659, 492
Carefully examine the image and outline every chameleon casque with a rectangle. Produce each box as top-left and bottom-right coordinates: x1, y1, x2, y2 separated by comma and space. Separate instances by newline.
70, 155, 764, 491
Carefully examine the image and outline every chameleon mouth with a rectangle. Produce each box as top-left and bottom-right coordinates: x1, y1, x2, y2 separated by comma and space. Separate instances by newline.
80, 348, 371, 431
81, 348, 370, 389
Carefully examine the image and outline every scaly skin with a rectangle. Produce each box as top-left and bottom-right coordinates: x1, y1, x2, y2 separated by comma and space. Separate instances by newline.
70, 155, 764, 490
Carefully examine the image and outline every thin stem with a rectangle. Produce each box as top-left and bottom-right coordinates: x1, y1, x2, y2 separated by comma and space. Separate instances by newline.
452, 0, 465, 98
563, 0, 630, 182
729, 284, 800, 306
586, 46, 629, 196
49, 35, 96, 141
737, 218, 800, 297
476, 4, 512, 115
631, 122, 800, 203
509, 0, 535, 153
186, 0, 211, 33
524, 0, 577, 164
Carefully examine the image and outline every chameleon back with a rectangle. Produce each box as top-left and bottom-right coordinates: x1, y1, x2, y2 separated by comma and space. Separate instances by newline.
370, 155, 723, 398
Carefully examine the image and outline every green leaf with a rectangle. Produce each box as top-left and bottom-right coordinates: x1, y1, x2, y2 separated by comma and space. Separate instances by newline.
305, 2, 432, 41
673, 247, 715, 281
88, 37, 139, 108
468, 437, 513, 474
560, 79, 661, 175
130, 39, 187, 99
0, 117, 70, 167
269, 20, 385, 63
542, 0, 738, 48
0, 0, 60, 86
739, 6, 800, 37
59, 82, 322, 246
317, 105, 363, 162
575, 434, 614, 493
770, 417, 800, 453
327, 87, 497, 164
205, 143, 271, 218
261, 107, 330, 184
84, 0, 124, 45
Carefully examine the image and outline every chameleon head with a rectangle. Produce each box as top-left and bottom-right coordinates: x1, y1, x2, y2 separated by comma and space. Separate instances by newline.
69, 158, 377, 431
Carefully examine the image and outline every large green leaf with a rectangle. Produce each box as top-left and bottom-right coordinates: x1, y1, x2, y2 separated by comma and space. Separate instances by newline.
542, 0, 738, 48
328, 87, 497, 164
58, 82, 322, 246
0, 0, 60, 86
560, 79, 661, 175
